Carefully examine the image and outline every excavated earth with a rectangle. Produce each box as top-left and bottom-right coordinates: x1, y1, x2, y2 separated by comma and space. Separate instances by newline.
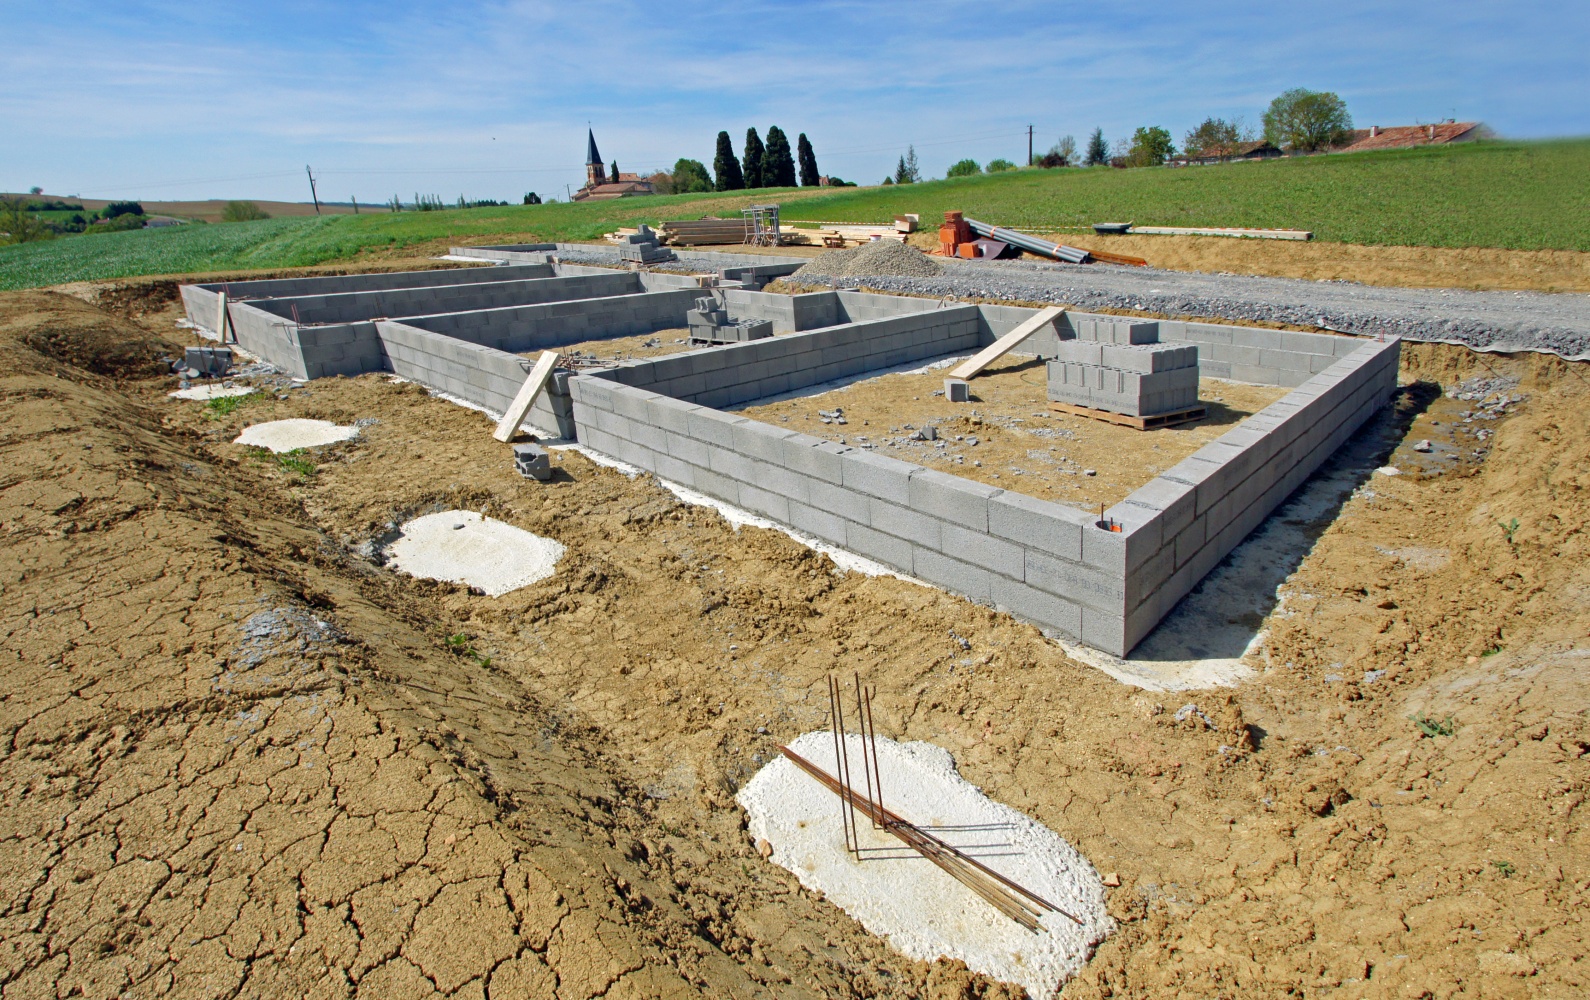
0, 281, 1586, 999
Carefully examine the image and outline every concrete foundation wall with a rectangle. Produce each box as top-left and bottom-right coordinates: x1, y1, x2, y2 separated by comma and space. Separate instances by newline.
375, 321, 575, 438
568, 374, 1106, 645
590, 306, 982, 411
249, 272, 642, 326
186, 263, 548, 302
398, 289, 705, 353
1102, 337, 1402, 652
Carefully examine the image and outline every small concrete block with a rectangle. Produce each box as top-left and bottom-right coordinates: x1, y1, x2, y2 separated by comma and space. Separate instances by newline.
807, 478, 872, 524
840, 450, 916, 505
913, 547, 992, 603
787, 500, 849, 545
846, 523, 914, 574
908, 468, 1000, 531
990, 575, 1083, 639
869, 498, 941, 549
988, 491, 1086, 561
944, 378, 970, 402
1023, 548, 1124, 615
1080, 608, 1129, 656
941, 522, 1024, 580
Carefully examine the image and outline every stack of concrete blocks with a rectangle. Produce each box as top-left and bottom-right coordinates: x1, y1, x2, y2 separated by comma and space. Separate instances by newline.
617, 225, 677, 265
687, 297, 773, 345
182, 346, 232, 376
1048, 325, 1200, 418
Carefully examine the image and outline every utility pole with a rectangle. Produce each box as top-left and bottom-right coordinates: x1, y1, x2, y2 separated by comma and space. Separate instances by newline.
305, 165, 321, 214
351, 196, 359, 215
1027, 125, 1034, 166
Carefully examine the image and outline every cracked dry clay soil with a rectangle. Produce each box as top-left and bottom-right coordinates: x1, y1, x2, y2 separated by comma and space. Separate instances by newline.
1, 284, 1587, 999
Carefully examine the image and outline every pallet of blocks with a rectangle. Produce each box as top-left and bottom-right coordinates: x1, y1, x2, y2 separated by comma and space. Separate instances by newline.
1046, 319, 1205, 429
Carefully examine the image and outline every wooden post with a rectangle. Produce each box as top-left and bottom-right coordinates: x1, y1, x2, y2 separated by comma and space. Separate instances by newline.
215, 292, 233, 342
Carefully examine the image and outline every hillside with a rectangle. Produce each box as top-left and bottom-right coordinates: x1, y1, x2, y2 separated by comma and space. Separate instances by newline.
2, 140, 1584, 291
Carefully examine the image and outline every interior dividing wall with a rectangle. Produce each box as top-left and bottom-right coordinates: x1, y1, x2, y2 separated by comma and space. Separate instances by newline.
247, 272, 642, 325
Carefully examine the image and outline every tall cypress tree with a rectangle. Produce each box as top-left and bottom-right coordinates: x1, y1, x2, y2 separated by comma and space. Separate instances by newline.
742, 128, 765, 189
713, 131, 744, 191
763, 127, 797, 187
797, 133, 819, 186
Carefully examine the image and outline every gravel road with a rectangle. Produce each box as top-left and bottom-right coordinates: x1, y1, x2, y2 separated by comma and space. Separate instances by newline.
548, 246, 1590, 360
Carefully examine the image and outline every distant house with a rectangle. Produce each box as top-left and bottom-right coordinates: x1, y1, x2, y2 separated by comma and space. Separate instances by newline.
1333, 121, 1486, 153
572, 130, 655, 201
1178, 140, 1283, 166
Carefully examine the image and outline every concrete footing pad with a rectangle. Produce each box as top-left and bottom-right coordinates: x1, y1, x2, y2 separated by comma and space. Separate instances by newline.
383, 510, 565, 596
738, 732, 1112, 998
234, 419, 359, 453
168, 384, 256, 401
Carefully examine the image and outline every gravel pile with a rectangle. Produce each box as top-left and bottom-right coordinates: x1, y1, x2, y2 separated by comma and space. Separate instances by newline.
794, 241, 943, 280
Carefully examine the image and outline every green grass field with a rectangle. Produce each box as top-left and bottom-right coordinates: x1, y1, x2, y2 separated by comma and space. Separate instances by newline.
2, 139, 1583, 291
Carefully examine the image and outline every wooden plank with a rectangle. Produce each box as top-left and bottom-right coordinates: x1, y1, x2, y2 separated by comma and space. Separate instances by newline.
493, 351, 560, 442
1049, 401, 1206, 430
215, 291, 232, 342
948, 306, 1065, 380
1128, 226, 1313, 241
1078, 247, 1149, 267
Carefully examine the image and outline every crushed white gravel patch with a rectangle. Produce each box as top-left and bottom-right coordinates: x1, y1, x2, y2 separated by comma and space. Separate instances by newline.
384, 510, 565, 596
234, 419, 359, 453
739, 732, 1112, 998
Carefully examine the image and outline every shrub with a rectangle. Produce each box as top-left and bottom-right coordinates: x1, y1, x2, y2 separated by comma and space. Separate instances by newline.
522, 192, 541, 205
104, 201, 144, 219
671, 158, 714, 194
986, 159, 1017, 173
221, 200, 270, 222
0, 198, 55, 245
946, 159, 982, 178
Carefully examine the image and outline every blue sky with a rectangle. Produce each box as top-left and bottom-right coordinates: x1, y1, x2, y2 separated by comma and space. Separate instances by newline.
3, 1, 1585, 203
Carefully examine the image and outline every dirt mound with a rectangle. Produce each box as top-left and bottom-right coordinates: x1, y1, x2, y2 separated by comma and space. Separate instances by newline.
795, 240, 944, 280
1, 290, 178, 379
1, 283, 1586, 999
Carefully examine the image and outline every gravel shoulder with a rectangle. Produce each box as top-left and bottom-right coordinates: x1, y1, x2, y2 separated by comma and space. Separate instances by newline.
552, 245, 1590, 360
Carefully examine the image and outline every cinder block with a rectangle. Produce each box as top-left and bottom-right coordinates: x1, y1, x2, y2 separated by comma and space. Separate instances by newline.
989, 576, 1083, 638
840, 450, 916, 505
907, 469, 1000, 531
913, 547, 992, 603
776, 435, 844, 483
788, 500, 849, 545
739, 484, 790, 522
807, 478, 872, 524
846, 523, 914, 574
868, 498, 941, 548
1120, 477, 1197, 541
940, 522, 1024, 580
987, 491, 1086, 561
1024, 548, 1124, 614
692, 467, 743, 507
1173, 514, 1207, 568
1099, 343, 1197, 373
685, 410, 746, 449
1080, 608, 1128, 656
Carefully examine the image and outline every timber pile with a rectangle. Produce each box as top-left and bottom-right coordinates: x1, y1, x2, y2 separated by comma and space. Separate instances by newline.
660, 218, 752, 245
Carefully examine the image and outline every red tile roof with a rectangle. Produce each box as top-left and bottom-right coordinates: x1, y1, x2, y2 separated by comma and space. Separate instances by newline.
1337, 122, 1482, 152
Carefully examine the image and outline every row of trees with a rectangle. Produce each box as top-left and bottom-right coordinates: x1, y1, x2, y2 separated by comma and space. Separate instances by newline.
708, 127, 830, 191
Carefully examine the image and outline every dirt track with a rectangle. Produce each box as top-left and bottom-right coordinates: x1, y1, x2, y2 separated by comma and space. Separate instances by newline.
0, 286, 1585, 998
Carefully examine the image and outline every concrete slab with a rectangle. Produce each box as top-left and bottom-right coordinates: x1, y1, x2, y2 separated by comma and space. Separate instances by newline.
738, 732, 1112, 1000
234, 419, 359, 453
383, 510, 565, 596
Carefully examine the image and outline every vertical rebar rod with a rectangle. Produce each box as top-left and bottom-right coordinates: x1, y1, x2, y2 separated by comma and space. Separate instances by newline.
852, 674, 879, 830
833, 674, 858, 852
864, 684, 885, 828
833, 676, 859, 859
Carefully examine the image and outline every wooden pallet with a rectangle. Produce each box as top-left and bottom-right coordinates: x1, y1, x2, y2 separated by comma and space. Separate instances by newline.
1049, 401, 1206, 430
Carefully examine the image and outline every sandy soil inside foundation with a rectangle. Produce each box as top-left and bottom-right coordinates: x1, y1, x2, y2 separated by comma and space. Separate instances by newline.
529, 326, 700, 369
736, 354, 1289, 510
2, 281, 1586, 999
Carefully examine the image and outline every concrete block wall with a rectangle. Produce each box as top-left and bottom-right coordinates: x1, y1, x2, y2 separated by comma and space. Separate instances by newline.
186, 263, 549, 303
722, 289, 844, 332
398, 289, 705, 353
590, 306, 983, 411
376, 322, 575, 438
249, 272, 642, 326
567, 375, 1108, 647
1101, 336, 1402, 653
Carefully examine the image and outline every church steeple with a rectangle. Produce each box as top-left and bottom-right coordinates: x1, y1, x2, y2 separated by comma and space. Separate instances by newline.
585, 129, 606, 187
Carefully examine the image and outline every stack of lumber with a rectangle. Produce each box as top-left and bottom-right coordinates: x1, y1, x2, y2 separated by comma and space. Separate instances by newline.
783, 223, 906, 247
660, 218, 751, 245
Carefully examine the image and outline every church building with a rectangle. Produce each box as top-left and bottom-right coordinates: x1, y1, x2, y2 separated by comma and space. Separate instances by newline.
572, 130, 655, 201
